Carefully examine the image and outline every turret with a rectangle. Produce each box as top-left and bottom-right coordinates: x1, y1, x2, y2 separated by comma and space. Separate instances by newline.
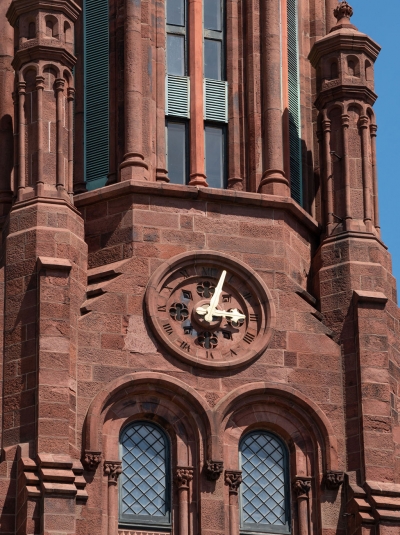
6, 0, 81, 202
309, 1, 381, 236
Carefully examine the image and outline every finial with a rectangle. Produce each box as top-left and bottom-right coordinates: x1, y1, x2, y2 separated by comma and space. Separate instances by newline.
334, 1, 354, 23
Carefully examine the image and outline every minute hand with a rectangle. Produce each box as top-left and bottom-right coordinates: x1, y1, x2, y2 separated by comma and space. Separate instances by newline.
205, 270, 226, 322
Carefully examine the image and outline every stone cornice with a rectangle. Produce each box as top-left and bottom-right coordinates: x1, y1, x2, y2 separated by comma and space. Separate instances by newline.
74, 180, 320, 234
309, 31, 381, 67
7, 0, 81, 26
314, 85, 378, 109
12, 45, 77, 70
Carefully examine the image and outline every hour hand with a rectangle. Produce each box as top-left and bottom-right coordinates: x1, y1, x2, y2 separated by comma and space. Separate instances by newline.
196, 306, 246, 323
204, 270, 226, 322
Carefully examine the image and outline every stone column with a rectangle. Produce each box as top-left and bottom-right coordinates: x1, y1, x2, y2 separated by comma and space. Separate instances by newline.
120, 0, 148, 181
55, 78, 65, 189
155, 0, 168, 182
293, 477, 311, 535
322, 118, 334, 234
104, 461, 122, 535
225, 470, 242, 535
67, 87, 75, 195
188, 0, 207, 186
176, 467, 194, 535
370, 123, 380, 233
17, 80, 26, 201
359, 115, 373, 232
258, 0, 289, 196
36, 75, 45, 197
341, 113, 352, 226
226, 0, 243, 190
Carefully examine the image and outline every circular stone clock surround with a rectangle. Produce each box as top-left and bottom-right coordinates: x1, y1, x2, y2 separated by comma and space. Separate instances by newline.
145, 251, 276, 370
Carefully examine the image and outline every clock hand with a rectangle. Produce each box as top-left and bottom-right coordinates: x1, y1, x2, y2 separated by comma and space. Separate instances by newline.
204, 270, 226, 323
196, 306, 246, 322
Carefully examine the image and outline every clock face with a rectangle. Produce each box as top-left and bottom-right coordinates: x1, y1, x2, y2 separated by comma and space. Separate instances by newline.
146, 251, 275, 369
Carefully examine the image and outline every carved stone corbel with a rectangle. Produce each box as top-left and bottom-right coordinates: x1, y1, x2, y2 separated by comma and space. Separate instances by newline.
205, 460, 223, 481
104, 461, 122, 485
224, 470, 242, 495
324, 470, 345, 490
83, 451, 102, 471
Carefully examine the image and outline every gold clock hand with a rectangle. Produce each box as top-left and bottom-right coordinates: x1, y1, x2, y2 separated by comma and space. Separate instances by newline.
204, 270, 226, 322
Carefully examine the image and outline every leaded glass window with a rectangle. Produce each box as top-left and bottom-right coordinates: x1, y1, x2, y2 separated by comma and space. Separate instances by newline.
240, 431, 290, 534
119, 422, 171, 528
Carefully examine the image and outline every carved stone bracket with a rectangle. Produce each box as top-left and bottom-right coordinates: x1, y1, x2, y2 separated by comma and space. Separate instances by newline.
205, 460, 224, 481
293, 477, 312, 498
83, 451, 102, 471
104, 461, 122, 485
225, 470, 242, 495
325, 470, 345, 490
176, 466, 194, 489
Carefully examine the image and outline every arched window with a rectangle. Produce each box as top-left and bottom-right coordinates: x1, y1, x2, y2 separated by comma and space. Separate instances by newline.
119, 422, 171, 528
84, 0, 109, 190
287, 0, 302, 206
240, 431, 290, 533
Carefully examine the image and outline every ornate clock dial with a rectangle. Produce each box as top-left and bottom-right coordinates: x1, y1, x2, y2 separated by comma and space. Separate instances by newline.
146, 251, 275, 369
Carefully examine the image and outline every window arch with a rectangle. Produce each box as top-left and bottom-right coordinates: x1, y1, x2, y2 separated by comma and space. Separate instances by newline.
119, 421, 171, 528
239, 431, 291, 533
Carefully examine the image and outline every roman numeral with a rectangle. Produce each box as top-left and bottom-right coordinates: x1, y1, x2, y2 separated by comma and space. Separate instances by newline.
180, 341, 191, 352
180, 269, 189, 279
230, 349, 237, 357
202, 267, 218, 278
243, 292, 252, 301
243, 332, 255, 344
165, 286, 174, 293
163, 323, 173, 335
205, 351, 214, 359
158, 305, 166, 312
249, 313, 259, 322
222, 294, 232, 303
227, 274, 235, 284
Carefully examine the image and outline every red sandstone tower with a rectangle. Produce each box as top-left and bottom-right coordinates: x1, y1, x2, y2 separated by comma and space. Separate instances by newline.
0, 0, 399, 534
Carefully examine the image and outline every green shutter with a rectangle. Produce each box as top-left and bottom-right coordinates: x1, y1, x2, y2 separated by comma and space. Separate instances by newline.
287, 0, 302, 205
84, 0, 109, 190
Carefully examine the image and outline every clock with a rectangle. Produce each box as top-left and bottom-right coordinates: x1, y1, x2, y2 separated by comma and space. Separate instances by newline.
145, 251, 276, 369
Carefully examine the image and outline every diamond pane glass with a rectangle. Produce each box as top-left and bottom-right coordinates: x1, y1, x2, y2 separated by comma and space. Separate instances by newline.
121, 423, 168, 518
240, 433, 288, 528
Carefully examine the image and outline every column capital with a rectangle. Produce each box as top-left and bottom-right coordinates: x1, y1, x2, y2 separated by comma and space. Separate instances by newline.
341, 113, 350, 128
224, 470, 242, 495
104, 461, 122, 485
17, 81, 26, 94
176, 466, 194, 489
35, 75, 45, 90
293, 476, 312, 498
324, 470, 345, 490
358, 115, 369, 129
322, 119, 331, 133
370, 123, 378, 136
55, 78, 65, 92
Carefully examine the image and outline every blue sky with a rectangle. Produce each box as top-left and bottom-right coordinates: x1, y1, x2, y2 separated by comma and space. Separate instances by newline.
349, 0, 400, 290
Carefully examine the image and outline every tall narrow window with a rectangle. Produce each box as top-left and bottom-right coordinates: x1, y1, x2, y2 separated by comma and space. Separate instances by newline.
203, 0, 227, 187
287, 0, 302, 205
240, 431, 290, 533
119, 422, 171, 528
84, 0, 109, 190
166, 0, 189, 184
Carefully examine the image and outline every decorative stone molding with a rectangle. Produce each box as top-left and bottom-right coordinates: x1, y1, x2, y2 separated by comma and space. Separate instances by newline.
83, 451, 102, 471
104, 461, 122, 485
334, 1, 353, 22
175, 466, 194, 489
293, 477, 312, 497
224, 470, 242, 494
325, 470, 345, 490
205, 459, 224, 481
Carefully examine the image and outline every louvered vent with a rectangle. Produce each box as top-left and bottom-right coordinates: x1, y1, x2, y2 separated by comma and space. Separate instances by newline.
287, 0, 303, 205
166, 75, 190, 118
84, 0, 109, 190
204, 79, 228, 123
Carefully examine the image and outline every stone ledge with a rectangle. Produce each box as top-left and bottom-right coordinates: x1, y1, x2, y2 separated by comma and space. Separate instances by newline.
353, 290, 388, 305
74, 179, 320, 233
37, 257, 72, 271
